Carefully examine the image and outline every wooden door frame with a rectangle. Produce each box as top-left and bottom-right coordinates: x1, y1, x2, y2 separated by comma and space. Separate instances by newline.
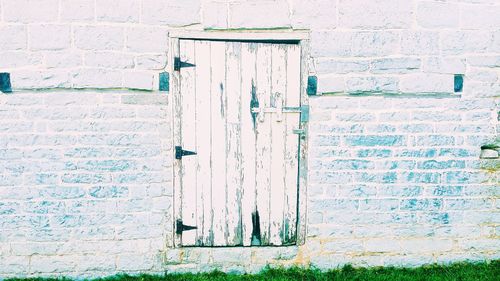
169, 30, 310, 247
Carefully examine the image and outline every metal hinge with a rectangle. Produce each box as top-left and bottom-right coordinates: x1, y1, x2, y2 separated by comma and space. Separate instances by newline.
176, 219, 197, 235
174, 57, 196, 71
175, 146, 197, 159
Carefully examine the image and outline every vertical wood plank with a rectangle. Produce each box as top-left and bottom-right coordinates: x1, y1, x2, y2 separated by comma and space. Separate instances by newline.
194, 40, 212, 246
297, 40, 310, 246
240, 42, 258, 246
269, 44, 287, 246
210, 41, 228, 246
254, 43, 272, 245
225, 41, 243, 246
179, 39, 197, 246
283, 44, 301, 245
171, 38, 182, 247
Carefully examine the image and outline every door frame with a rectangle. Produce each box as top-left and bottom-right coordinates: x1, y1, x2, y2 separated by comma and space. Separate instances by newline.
169, 30, 311, 247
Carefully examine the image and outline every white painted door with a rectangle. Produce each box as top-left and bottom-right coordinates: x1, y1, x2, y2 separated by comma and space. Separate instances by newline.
174, 39, 302, 247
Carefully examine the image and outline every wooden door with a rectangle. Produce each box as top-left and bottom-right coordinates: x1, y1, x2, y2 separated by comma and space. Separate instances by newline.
173, 39, 303, 247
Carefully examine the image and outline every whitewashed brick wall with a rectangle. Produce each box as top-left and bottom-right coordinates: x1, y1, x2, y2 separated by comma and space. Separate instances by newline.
0, 0, 499, 277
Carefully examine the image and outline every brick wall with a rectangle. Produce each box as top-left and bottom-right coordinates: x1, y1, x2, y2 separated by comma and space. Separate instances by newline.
0, 0, 499, 277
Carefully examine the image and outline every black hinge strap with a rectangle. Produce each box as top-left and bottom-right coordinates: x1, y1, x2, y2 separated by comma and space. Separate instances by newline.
176, 219, 197, 235
175, 146, 197, 159
174, 57, 196, 71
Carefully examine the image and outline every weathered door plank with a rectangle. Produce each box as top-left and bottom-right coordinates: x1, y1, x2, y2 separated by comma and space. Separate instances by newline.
240, 43, 258, 246
194, 40, 212, 246
283, 44, 301, 244
269, 45, 288, 246
225, 41, 243, 246
254, 43, 273, 246
210, 41, 228, 246
179, 39, 197, 246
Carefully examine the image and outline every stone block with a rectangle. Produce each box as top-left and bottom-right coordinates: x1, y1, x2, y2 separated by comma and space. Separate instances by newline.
72, 69, 122, 88
291, 0, 337, 29
400, 73, 454, 93
202, 2, 228, 29
3, 0, 58, 23
74, 25, 124, 51
338, 0, 412, 29
96, 0, 140, 23
30, 25, 71, 51
417, 1, 459, 28
85, 52, 135, 69
461, 4, 500, 29
142, 0, 201, 26
61, 0, 95, 21
0, 26, 27, 51
126, 27, 168, 53
229, 1, 290, 29
351, 31, 400, 57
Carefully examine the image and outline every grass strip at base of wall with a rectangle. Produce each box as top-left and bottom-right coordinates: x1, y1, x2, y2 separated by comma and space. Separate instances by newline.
5, 261, 500, 281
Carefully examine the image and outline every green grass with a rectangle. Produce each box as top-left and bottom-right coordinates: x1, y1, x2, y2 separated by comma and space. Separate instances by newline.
6, 261, 500, 281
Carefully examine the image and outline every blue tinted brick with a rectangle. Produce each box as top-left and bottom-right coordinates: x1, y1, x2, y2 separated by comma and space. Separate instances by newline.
41, 186, 86, 199
78, 160, 135, 172
355, 172, 397, 183
325, 160, 375, 170
401, 172, 440, 184
357, 149, 392, 158
415, 135, 455, 146
395, 149, 437, 158
0, 202, 20, 215
345, 135, 405, 147
400, 199, 443, 211
418, 160, 466, 169
418, 212, 463, 225
443, 171, 476, 184
359, 199, 399, 211
378, 186, 423, 197
310, 199, 359, 211
26, 201, 65, 214
429, 186, 463, 196
89, 186, 129, 198
62, 173, 111, 184
312, 135, 341, 146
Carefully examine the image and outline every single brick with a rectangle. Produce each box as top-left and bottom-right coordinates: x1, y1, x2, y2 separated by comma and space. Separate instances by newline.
351, 31, 400, 57
338, 0, 412, 29
126, 27, 168, 53
229, 1, 290, 29
461, 4, 500, 30
72, 69, 122, 88
96, 0, 140, 23
417, 1, 459, 28
3, 0, 59, 23
142, 0, 201, 26
401, 31, 439, 55
29, 25, 71, 51
74, 25, 124, 51
202, 1, 228, 29
0, 26, 27, 51
345, 135, 405, 147
61, 0, 95, 21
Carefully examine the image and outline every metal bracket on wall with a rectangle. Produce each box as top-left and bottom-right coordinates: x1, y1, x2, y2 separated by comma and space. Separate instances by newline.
306, 75, 317, 96
159, 72, 169, 92
0, 73, 12, 93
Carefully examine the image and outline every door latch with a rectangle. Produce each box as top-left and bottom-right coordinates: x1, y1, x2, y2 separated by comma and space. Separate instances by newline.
176, 219, 197, 235
175, 146, 197, 159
